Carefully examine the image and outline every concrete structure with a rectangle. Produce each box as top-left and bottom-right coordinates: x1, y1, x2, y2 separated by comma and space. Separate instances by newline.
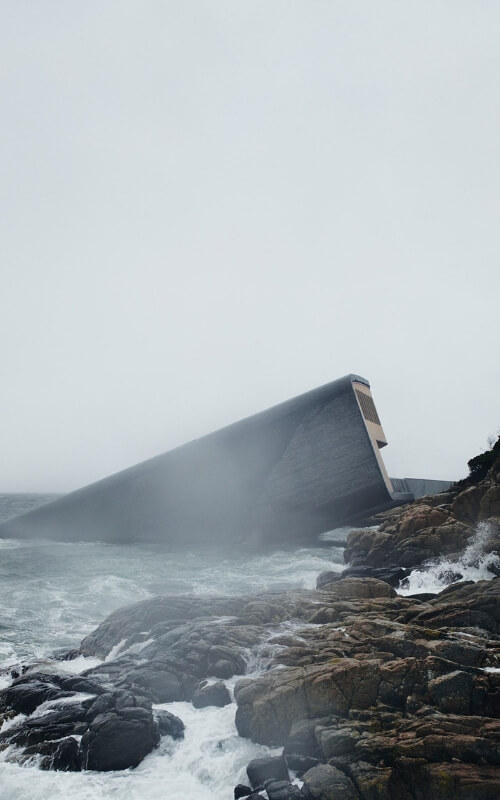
0, 374, 411, 547
389, 477, 453, 500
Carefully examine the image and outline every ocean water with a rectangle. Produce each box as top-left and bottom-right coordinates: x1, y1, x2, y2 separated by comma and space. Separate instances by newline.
0, 495, 348, 800
0, 496, 497, 800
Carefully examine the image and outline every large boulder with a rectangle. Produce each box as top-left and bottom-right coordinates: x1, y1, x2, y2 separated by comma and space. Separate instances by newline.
246, 755, 289, 790
192, 680, 231, 708
302, 764, 359, 800
479, 486, 500, 520
452, 485, 485, 523
80, 706, 160, 770
154, 708, 185, 739
0, 678, 162, 772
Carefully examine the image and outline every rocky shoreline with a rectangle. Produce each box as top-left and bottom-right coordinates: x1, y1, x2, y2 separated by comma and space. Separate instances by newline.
1, 449, 499, 798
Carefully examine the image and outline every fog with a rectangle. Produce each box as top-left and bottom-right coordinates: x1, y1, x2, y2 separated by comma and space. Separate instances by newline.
1, 1, 499, 493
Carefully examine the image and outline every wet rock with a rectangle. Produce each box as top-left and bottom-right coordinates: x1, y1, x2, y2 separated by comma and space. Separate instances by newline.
434, 580, 474, 597
80, 706, 160, 771
316, 571, 340, 589
0, 680, 160, 772
345, 508, 472, 570
45, 736, 81, 771
24, 736, 81, 772
123, 661, 192, 703
284, 753, 320, 775
234, 784, 252, 799
407, 592, 437, 601
154, 708, 184, 739
265, 780, 304, 800
2, 707, 89, 748
0, 671, 105, 717
246, 755, 289, 790
339, 565, 409, 587
210, 658, 238, 679
302, 763, 359, 800
0, 675, 73, 715
192, 680, 231, 708
316, 577, 396, 600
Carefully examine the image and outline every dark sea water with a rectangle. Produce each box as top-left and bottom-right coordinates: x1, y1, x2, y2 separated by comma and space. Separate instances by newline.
0, 494, 60, 525
0, 494, 347, 800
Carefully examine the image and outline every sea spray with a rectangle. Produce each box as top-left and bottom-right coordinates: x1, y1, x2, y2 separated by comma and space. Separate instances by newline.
398, 521, 500, 595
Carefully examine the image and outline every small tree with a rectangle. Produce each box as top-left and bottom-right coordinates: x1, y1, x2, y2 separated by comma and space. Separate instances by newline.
467, 435, 500, 483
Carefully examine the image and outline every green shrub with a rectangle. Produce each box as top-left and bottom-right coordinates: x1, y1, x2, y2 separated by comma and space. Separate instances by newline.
467, 436, 500, 483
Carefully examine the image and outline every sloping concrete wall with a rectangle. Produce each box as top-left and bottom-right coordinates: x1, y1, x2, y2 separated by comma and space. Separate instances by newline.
0, 375, 394, 547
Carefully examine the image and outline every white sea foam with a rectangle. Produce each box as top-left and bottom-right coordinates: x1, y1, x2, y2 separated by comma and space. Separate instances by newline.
31, 693, 96, 718
105, 638, 129, 662
0, 674, 278, 800
54, 655, 103, 674
0, 530, 346, 798
398, 522, 499, 596
0, 712, 27, 734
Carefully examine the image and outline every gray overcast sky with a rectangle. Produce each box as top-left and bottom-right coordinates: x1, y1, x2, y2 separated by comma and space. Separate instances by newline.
1, 1, 499, 493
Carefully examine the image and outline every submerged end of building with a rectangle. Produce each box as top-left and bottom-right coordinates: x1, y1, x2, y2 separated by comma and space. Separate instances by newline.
0, 375, 451, 547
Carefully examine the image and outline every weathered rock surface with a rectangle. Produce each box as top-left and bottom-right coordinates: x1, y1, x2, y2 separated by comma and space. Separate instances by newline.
345, 457, 500, 572
2, 574, 500, 793
233, 577, 500, 800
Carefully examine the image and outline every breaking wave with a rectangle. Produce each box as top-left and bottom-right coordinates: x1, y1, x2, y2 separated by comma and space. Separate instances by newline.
398, 521, 500, 595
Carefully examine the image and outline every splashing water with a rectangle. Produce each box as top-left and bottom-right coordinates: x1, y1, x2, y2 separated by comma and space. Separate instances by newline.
398, 521, 500, 595
0, 503, 347, 800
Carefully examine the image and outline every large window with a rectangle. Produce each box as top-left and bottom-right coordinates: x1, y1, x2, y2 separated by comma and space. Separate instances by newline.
355, 389, 381, 425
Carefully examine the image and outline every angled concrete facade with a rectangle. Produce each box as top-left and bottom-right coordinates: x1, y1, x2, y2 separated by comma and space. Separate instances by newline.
0, 374, 398, 547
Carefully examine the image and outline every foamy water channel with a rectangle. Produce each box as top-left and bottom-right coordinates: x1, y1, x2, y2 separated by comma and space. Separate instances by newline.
0, 533, 347, 799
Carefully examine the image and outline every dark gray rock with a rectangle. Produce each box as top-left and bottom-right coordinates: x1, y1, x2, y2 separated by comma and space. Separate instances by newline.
24, 736, 81, 772
340, 564, 409, 587
234, 784, 252, 799
247, 755, 290, 790
284, 753, 321, 775
0, 676, 71, 715
124, 662, 189, 703
192, 681, 231, 708
80, 707, 160, 771
154, 708, 184, 739
265, 780, 304, 800
302, 763, 359, 800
